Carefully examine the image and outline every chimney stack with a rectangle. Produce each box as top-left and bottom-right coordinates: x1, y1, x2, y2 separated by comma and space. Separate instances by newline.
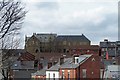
38, 63, 43, 70
47, 62, 52, 69
33, 33, 36, 36
104, 39, 108, 42
59, 57, 64, 65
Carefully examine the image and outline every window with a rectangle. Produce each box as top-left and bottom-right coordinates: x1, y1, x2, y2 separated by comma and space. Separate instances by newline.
118, 47, 120, 50
79, 42, 82, 45
100, 69, 104, 79
83, 42, 87, 45
63, 41, 67, 45
53, 73, 55, 80
102, 48, 104, 51
62, 70, 64, 79
68, 42, 71, 46
76, 59, 79, 63
48, 73, 50, 80
68, 70, 70, 80
35, 49, 39, 53
32, 41, 34, 44
82, 69, 86, 78
73, 42, 76, 46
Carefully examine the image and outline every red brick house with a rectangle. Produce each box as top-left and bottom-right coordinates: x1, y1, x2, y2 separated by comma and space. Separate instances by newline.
79, 54, 103, 80
58, 54, 103, 80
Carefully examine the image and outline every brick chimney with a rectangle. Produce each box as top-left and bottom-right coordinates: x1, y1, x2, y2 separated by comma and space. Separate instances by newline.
59, 57, 64, 65
38, 63, 43, 70
47, 62, 52, 69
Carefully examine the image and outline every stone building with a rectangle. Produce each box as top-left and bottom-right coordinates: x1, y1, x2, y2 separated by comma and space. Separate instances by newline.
54, 34, 91, 53
25, 33, 91, 55
25, 33, 57, 55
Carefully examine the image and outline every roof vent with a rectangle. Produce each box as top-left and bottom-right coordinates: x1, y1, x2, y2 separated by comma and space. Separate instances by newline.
14, 64, 18, 67
104, 39, 108, 42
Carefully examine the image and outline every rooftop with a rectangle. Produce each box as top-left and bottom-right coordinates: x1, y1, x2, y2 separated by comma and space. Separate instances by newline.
55, 34, 90, 42
47, 54, 92, 71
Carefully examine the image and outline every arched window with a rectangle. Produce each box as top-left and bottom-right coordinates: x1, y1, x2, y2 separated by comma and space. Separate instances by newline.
35, 49, 39, 53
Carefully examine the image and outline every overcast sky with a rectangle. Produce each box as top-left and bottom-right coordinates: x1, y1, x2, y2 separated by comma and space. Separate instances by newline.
20, 0, 119, 47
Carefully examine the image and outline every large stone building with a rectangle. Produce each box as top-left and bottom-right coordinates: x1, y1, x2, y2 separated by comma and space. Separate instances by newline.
25, 33, 57, 55
25, 33, 91, 55
54, 34, 91, 53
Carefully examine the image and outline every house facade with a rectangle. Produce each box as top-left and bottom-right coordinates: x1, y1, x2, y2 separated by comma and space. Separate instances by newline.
79, 54, 103, 79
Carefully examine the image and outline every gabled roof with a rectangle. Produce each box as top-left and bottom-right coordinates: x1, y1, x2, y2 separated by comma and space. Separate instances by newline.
47, 54, 92, 71
54, 34, 90, 42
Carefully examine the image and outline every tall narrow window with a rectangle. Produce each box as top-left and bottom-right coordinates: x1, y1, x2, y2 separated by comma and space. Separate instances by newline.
62, 70, 64, 79
100, 69, 104, 79
53, 73, 55, 80
76, 59, 79, 63
32, 41, 34, 44
68, 70, 70, 80
48, 73, 50, 80
82, 69, 86, 78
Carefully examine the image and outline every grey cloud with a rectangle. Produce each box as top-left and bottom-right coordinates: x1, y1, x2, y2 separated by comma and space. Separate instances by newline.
35, 2, 59, 10
20, 1, 118, 47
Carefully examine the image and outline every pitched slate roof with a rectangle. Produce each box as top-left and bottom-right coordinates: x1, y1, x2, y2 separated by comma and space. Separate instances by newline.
47, 54, 92, 71
31, 68, 46, 76
33, 33, 57, 42
26, 34, 90, 44
54, 34, 90, 42
13, 71, 35, 78
11, 61, 34, 70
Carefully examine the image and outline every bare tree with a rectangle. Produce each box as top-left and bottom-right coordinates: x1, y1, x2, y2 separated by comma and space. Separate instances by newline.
0, 0, 27, 79
0, 0, 27, 39
0, 33, 22, 80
